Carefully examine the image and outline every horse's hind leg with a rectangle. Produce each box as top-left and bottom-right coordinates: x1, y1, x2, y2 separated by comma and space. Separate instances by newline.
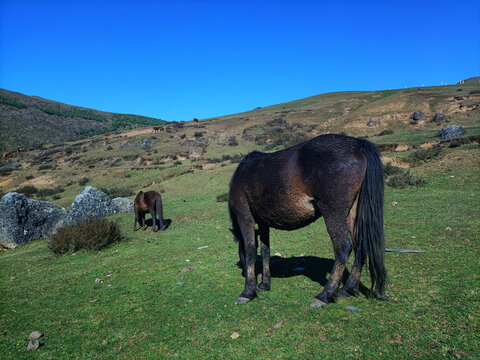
150, 208, 156, 232
339, 200, 363, 298
235, 210, 258, 304
312, 210, 352, 306
258, 224, 271, 291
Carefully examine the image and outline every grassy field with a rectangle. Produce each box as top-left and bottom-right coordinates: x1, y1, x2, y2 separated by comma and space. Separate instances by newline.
1, 142, 479, 359
1, 83, 479, 358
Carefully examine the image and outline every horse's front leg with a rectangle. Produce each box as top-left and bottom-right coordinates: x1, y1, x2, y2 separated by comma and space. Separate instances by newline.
235, 213, 257, 304
141, 213, 146, 231
258, 224, 271, 291
311, 213, 351, 307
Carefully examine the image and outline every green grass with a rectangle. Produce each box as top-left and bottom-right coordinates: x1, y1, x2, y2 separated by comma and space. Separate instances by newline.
1, 150, 479, 359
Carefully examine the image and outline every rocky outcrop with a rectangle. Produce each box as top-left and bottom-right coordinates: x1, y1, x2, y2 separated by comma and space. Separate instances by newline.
0, 192, 67, 248
65, 186, 119, 225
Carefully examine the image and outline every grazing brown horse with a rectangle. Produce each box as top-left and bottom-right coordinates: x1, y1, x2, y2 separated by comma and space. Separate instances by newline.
193, 118, 199, 123
134, 190, 167, 232
228, 134, 386, 306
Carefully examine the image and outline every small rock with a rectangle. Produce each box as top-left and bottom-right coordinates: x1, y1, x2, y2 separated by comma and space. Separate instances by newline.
197, 246, 208, 249
102, 340, 109, 346
180, 266, 197, 273
445, 227, 452, 231
345, 305, 361, 311
95, 278, 103, 284
28, 331, 43, 340
27, 340, 40, 351
89, 299, 99, 303
274, 252, 282, 257
176, 282, 184, 285
10, 276, 16, 281
273, 321, 283, 329
230, 332, 240, 339
391, 201, 398, 206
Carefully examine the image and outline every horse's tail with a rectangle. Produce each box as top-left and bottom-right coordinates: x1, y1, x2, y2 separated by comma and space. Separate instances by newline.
355, 140, 387, 298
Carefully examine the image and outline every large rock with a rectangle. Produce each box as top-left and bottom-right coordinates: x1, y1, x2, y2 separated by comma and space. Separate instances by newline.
112, 197, 134, 213
65, 186, 119, 225
0, 192, 67, 248
411, 111, 426, 121
439, 125, 465, 140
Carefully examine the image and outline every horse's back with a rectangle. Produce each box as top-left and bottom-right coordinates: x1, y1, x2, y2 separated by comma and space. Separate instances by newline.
229, 134, 369, 230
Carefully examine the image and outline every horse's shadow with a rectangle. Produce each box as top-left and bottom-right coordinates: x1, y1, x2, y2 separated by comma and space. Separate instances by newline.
238, 255, 370, 297
144, 218, 172, 231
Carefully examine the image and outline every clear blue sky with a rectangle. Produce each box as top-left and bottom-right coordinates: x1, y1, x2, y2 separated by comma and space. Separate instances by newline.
1, 0, 479, 122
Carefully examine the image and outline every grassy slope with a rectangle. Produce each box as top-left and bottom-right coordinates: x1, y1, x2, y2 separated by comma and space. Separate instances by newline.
0, 89, 166, 152
0, 83, 479, 359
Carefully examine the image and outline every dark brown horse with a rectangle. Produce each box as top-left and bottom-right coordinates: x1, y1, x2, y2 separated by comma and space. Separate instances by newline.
228, 134, 386, 306
134, 190, 167, 232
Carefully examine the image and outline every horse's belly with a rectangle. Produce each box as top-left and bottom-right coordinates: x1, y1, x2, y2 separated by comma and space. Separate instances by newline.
254, 194, 318, 230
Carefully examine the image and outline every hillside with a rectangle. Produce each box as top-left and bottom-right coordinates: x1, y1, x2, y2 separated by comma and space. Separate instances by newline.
0, 81, 479, 358
0, 89, 166, 152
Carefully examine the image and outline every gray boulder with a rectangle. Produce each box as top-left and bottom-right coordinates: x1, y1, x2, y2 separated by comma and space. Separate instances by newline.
432, 113, 449, 123
65, 186, 119, 225
112, 197, 134, 213
411, 111, 426, 121
0, 192, 67, 248
439, 125, 465, 140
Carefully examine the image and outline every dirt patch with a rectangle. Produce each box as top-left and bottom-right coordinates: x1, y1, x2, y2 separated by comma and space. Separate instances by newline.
382, 157, 410, 168
24, 174, 57, 187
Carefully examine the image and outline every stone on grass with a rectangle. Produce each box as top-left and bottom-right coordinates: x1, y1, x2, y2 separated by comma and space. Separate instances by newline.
432, 112, 448, 123
411, 111, 426, 121
28, 331, 43, 340
439, 125, 464, 140
112, 197, 134, 213
65, 186, 118, 225
27, 340, 40, 351
0, 192, 67, 248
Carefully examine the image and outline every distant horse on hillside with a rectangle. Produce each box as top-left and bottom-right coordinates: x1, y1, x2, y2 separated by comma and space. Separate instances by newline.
193, 118, 199, 123
134, 190, 168, 232
152, 126, 160, 133
228, 134, 386, 306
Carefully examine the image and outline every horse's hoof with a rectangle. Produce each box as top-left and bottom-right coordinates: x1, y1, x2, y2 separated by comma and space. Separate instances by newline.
258, 283, 270, 291
235, 297, 251, 305
310, 298, 328, 307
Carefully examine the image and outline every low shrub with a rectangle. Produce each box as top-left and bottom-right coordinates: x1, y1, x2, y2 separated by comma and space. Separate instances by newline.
383, 163, 404, 176
100, 187, 135, 198
378, 129, 394, 136
16, 185, 38, 197
386, 171, 427, 188
48, 218, 123, 254
25, 175, 35, 180
227, 136, 238, 146
36, 187, 65, 199
409, 146, 442, 165
78, 177, 90, 186
38, 164, 53, 171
